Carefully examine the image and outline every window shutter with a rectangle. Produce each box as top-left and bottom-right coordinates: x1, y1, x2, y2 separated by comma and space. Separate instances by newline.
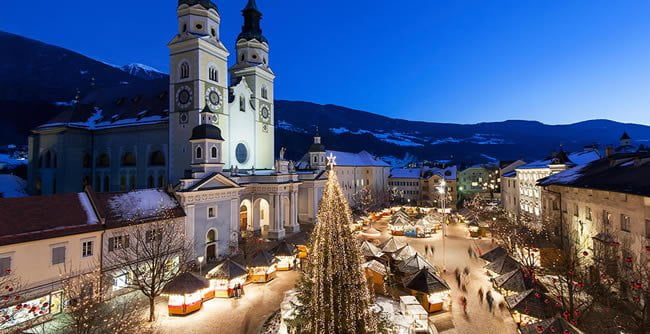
108, 238, 114, 252
0, 258, 10, 277
124, 235, 130, 248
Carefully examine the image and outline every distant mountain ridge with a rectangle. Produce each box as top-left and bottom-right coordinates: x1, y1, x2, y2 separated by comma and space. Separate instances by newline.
2, 31, 650, 165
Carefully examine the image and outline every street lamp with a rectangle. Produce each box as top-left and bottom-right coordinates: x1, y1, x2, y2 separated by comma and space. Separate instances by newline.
197, 256, 205, 276
438, 180, 447, 272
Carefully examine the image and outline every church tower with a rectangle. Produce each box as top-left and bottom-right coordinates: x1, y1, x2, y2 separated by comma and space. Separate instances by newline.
169, 0, 230, 184
308, 129, 327, 171
229, 0, 275, 170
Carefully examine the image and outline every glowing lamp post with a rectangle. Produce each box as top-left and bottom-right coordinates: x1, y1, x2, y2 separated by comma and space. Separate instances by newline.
197, 256, 205, 276
438, 180, 447, 271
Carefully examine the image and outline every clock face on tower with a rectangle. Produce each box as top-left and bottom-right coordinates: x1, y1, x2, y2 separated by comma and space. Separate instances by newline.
205, 87, 222, 111
260, 107, 270, 121
175, 86, 193, 109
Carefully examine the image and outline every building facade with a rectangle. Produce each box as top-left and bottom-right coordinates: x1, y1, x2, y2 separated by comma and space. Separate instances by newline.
499, 160, 526, 216
538, 152, 650, 286
388, 166, 458, 210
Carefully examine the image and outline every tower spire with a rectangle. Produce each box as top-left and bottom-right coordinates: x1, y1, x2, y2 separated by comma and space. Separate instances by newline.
238, 0, 267, 43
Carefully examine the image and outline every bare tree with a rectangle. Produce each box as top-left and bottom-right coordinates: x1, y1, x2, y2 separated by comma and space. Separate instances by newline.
51, 269, 159, 334
105, 218, 192, 321
352, 185, 375, 216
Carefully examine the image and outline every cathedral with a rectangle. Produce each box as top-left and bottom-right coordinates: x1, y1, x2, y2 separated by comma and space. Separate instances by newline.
26, 0, 327, 261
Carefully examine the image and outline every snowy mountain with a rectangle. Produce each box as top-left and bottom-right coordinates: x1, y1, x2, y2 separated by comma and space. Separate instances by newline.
121, 63, 167, 80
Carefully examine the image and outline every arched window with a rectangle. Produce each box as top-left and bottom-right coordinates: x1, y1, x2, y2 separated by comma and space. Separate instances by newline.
211, 147, 218, 159
83, 153, 92, 168
149, 151, 165, 166
206, 229, 217, 243
121, 152, 136, 167
97, 154, 110, 168
180, 62, 190, 79
209, 67, 218, 82
196, 146, 202, 159
239, 96, 246, 112
261, 86, 268, 99
314, 156, 318, 163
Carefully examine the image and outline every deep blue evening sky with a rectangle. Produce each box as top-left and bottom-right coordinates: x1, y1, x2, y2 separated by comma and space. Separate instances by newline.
2, 0, 650, 124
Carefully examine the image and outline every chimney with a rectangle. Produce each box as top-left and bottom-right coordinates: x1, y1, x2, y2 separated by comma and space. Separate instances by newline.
605, 146, 614, 158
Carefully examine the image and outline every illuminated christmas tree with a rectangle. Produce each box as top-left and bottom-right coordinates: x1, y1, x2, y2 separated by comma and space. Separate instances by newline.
291, 155, 379, 333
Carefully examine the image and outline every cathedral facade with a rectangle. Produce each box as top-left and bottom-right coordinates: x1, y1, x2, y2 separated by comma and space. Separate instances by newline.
26, 0, 326, 262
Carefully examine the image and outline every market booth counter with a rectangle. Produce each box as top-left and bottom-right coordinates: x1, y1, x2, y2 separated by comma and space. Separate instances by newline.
272, 241, 297, 271
402, 268, 450, 313
206, 258, 248, 298
247, 250, 277, 283
363, 259, 388, 294
162, 272, 210, 316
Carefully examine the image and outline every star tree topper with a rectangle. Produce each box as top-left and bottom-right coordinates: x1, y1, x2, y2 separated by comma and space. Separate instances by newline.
326, 153, 337, 170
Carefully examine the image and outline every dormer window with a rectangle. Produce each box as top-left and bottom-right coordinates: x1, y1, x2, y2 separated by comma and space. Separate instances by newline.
180, 62, 190, 79
239, 96, 246, 112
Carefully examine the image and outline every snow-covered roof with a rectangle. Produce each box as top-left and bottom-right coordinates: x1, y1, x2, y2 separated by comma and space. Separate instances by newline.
423, 166, 457, 180
93, 189, 185, 226
0, 175, 28, 198
389, 168, 420, 179
326, 150, 390, 167
517, 149, 601, 170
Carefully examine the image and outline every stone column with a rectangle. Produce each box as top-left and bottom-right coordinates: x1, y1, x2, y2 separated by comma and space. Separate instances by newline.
286, 190, 300, 233
268, 193, 286, 240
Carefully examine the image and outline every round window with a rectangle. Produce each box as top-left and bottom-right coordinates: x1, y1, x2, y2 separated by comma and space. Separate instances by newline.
196, 24, 203, 30
236, 143, 248, 164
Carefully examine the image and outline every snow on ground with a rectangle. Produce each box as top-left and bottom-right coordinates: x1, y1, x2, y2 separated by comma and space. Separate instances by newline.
0, 175, 28, 198
276, 120, 309, 134
329, 127, 424, 147
108, 189, 177, 220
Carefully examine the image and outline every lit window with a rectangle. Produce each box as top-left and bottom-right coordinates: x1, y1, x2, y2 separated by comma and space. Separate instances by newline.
621, 214, 631, 232
82, 241, 93, 258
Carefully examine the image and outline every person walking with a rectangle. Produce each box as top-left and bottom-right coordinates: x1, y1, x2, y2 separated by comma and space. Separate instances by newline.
425, 245, 430, 257
478, 287, 484, 304
430, 244, 435, 257
467, 246, 473, 259
463, 266, 470, 276
454, 268, 461, 287
460, 296, 468, 314
486, 290, 494, 313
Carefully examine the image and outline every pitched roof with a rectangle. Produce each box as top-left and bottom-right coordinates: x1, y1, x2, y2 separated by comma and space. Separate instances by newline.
37, 79, 169, 131
518, 149, 600, 170
0, 175, 28, 198
362, 260, 387, 276
326, 150, 390, 167
389, 168, 420, 179
379, 237, 406, 253
0, 192, 101, 246
480, 246, 508, 262
402, 268, 450, 294
248, 250, 276, 267
162, 272, 210, 295
206, 258, 247, 280
271, 241, 296, 257
538, 152, 650, 197
493, 269, 530, 293
361, 240, 383, 258
485, 255, 521, 275
392, 245, 418, 262
397, 254, 436, 275
91, 189, 185, 228
505, 289, 558, 319
190, 124, 224, 141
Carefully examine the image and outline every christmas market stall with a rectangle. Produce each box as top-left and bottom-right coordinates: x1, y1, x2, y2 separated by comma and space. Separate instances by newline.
362, 259, 388, 293
492, 268, 535, 297
379, 237, 406, 258
247, 250, 277, 283
389, 219, 408, 236
359, 226, 382, 240
361, 240, 384, 261
206, 258, 248, 298
479, 246, 508, 262
397, 253, 437, 276
271, 241, 297, 271
505, 288, 558, 328
485, 255, 522, 277
402, 268, 451, 313
519, 316, 583, 334
393, 210, 411, 222
392, 245, 418, 262
162, 272, 210, 316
